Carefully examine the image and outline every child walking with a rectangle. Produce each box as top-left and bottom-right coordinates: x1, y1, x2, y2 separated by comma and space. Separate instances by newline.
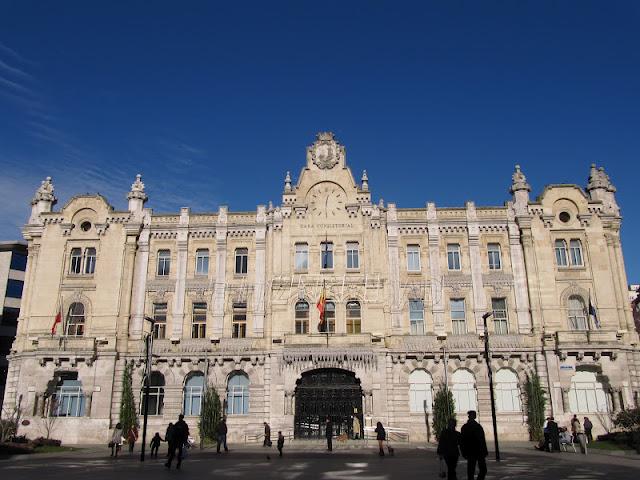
150, 432, 162, 458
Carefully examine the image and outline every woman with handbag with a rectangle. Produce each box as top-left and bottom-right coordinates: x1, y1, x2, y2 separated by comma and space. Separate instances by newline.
375, 422, 386, 456
110, 423, 124, 458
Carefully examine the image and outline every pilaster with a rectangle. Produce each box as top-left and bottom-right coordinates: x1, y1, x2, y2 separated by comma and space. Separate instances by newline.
466, 202, 486, 333
253, 206, 267, 337
212, 206, 228, 337
130, 212, 151, 339
386, 204, 401, 331
427, 203, 445, 335
172, 207, 190, 338
507, 205, 532, 333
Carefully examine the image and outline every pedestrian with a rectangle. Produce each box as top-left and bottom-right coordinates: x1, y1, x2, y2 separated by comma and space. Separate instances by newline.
438, 418, 461, 480
547, 417, 560, 452
127, 423, 139, 453
263, 422, 272, 447
352, 415, 361, 440
216, 417, 229, 453
584, 417, 593, 444
110, 422, 124, 458
165, 414, 189, 469
277, 431, 285, 457
150, 432, 162, 458
460, 411, 488, 480
375, 421, 386, 456
571, 414, 579, 440
572, 417, 587, 454
325, 417, 333, 452
165, 422, 174, 457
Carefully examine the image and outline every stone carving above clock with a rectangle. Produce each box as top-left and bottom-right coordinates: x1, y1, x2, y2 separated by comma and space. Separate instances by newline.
307, 132, 344, 170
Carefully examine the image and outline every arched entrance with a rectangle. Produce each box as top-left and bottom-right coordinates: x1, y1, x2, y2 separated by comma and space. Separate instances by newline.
294, 368, 363, 439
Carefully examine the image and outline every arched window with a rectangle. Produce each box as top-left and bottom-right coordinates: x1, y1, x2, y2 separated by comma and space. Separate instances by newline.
52, 378, 85, 417
555, 240, 569, 267
66, 302, 85, 336
409, 369, 433, 413
346, 300, 361, 334
495, 369, 521, 413
295, 301, 309, 334
568, 295, 588, 330
569, 371, 609, 413
142, 371, 165, 416
325, 301, 336, 333
227, 372, 249, 415
183, 372, 205, 416
452, 369, 477, 413
84, 247, 96, 274
569, 239, 584, 266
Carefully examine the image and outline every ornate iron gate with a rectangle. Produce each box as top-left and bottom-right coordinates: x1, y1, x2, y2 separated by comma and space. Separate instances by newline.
294, 368, 363, 439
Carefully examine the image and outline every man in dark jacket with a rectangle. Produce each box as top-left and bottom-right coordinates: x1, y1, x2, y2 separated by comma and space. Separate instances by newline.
216, 417, 229, 453
263, 422, 272, 447
438, 418, 462, 480
546, 417, 560, 452
460, 411, 488, 480
325, 417, 333, 452
165, 414, 189, 469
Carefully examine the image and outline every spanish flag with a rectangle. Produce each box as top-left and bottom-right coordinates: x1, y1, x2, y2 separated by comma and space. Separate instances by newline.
317, 283, 327, 332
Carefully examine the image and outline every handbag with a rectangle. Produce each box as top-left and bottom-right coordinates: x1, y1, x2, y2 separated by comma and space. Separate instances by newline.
108, 441, 114, 448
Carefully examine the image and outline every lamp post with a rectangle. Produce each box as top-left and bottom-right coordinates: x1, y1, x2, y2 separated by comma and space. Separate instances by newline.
482, 311, 500, 462
140, 316, 156, 462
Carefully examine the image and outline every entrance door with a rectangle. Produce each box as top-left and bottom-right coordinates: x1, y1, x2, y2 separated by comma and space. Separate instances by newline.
294, 368, 363, 439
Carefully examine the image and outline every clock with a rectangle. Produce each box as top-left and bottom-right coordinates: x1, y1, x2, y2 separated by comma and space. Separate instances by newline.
308, 183, 346, 218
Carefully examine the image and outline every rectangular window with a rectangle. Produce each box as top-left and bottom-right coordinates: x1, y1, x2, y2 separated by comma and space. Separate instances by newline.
153, 303, 167, 339
84, 248, 96, 274
294, 243, 308, 271
409, 299, 425, 335
235, 248, 248, 275
346, 242, 359, 269
569, 239, 583, 267
157, 250, 171, 276
195, 249, 209, 275
346, 301, 361, 334
492, 298, 508, 334
10, 253, 27, 271
5, 279, 23, 299
447, 244, 461, 270
70, 248, 82, 274
451, 299, 466, 335
192, 302, 207, 339
488, 243, 502, 270
555, 240, 568, 267
295, 302, 309, 334
324, 302, 336, 333
233, 303, 247, 338
321, 242, 333, 269
407, 245, 421, 272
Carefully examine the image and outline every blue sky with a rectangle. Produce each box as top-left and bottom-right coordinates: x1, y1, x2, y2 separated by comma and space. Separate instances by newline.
0, 1, 639, 280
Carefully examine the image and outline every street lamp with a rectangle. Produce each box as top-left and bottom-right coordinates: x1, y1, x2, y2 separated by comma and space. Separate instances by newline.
140, 316, 156, 462
482, 311, 501, 462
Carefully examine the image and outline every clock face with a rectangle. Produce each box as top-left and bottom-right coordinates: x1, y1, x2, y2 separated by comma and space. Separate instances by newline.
308, 183, 346, 218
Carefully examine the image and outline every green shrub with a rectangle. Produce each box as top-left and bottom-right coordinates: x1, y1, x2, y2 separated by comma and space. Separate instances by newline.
432, 385, 456, 441
525, 373, 546, 442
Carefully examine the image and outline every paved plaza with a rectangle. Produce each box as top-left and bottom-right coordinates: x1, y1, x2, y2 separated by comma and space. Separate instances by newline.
1, 444, 639, 480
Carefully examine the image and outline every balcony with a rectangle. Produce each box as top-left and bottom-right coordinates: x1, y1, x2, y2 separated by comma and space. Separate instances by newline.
556, 329, 619, 347
28, 336, 98, 352
283, 332, 373, 347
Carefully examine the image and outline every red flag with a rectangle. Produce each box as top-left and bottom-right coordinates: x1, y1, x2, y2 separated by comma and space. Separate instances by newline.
51, 309, 62, 336
316, 288, 326, 332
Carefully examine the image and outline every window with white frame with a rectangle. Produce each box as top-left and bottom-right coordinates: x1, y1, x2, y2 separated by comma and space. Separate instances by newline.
65, 302, 85, 336
568, 371, 609, 413
183, 372, 205, 416
488, 243, 501, 270
569, 239, 584, 267
321, 242, 333, 269
232, 302, 247, 338
324, 301, 336, 333
52, 378, 85, 417
409, 299, 425, 335
235, 248, 248, 275
70, 248, 82, 274
153, 303, 167, 339
84, 248, 96, 274
492, 298, 508, 334
450, 299, 466, 335
409, 369, 433, 413
227, 372, 249, 415
407, 245, 421, 272
141, 371, 165, 416
157, 250, 171, 276
295, 301, 309, 334
294, 243, 309, 271
452, 369, 477, 412
346, 242, 359, 269
447, 244, 461, 270
568, 295, 588, 330
554, 240, 569, 267
191, 302, 207, 339
346, 300, 361, 334
495, 369, 521, 412
195, 249, 209, 275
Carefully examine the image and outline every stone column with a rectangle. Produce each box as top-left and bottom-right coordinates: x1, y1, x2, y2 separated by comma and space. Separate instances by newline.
17, 242, 40, 337
466, 202, 486, 333
507, 207, 532, 333
172, 208, 190, 339
517, 216, 543, 333
212, 207, 228, 337
611, 232, 637, 333
253, 206, 266, 337
561, 387, 570, 413
611, 387, 622, 412
130, 214, 151, 339
386, 204, 402, 330
427, 203, 445, 335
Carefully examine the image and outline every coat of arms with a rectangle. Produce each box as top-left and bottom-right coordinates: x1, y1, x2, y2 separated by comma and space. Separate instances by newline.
310, 132, 339, 169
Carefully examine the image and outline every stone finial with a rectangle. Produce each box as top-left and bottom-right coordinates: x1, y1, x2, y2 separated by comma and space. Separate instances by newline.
587, 164, 616, 192
284, 171, 292, 193
361, 170, 369, 191
510, 165, 530, 216
32, 176, 56, 205
127, 173, 148, 214
378, 198, 384, 209
509, 164, 530, 194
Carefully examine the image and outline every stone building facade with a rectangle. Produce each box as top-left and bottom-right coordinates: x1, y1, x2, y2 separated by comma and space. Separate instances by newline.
3, 133, 638, 443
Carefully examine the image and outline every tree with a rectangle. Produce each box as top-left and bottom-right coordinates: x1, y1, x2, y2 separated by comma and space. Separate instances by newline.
199, 385, 222, 446
1, 396, 23, 443
40, 398, 59, 440
432, 384, 456, 441
525, 372, 546, 442
119, 361, 138, 437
